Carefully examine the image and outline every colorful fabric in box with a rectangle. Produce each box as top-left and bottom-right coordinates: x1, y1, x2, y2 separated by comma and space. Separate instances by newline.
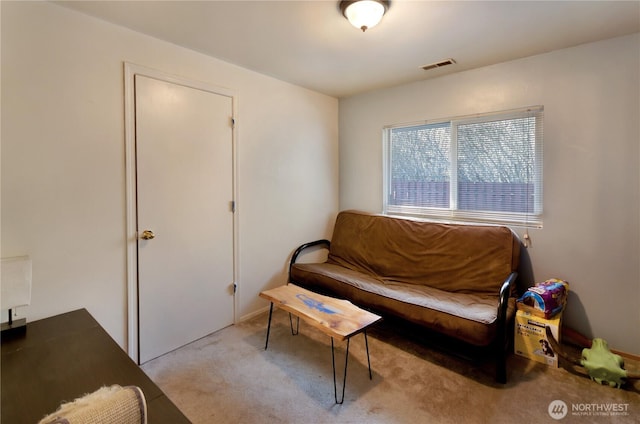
517, 278, 569, 319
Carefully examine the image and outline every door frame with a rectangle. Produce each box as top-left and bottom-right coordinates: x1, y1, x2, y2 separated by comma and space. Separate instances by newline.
124, 62, 239, 362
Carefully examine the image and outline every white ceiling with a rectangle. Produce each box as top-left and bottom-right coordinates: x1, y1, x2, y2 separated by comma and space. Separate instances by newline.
56, 0, 640, 98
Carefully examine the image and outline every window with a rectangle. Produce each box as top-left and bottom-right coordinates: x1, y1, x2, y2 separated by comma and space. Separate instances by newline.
383, 106, 543, 227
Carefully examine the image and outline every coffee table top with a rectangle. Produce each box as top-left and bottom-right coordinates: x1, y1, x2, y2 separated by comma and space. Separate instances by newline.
259, 284, 381, 341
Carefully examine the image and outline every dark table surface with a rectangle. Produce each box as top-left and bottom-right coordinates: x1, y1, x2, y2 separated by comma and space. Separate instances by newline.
1, 308, 191, 423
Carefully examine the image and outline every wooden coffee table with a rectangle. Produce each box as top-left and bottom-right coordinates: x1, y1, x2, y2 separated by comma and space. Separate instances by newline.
259, 284, 381, 403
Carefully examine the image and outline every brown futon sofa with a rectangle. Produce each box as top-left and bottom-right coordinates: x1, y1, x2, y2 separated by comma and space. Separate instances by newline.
289, 210, 521, 383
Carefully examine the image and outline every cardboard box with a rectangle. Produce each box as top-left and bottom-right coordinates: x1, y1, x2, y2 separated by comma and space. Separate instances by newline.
514, 309, 562, 367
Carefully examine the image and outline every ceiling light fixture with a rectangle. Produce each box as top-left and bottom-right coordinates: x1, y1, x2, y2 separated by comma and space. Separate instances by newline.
340, 0, 390, 32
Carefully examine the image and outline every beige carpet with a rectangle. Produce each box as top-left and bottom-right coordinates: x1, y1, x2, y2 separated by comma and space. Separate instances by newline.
141, 309, 640, 423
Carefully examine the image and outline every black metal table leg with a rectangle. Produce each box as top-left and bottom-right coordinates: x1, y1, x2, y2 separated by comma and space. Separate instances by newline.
264, 302, 274, 350
364, 329, 372, 380
288, 313, 300, 335
331, 337, 350, 404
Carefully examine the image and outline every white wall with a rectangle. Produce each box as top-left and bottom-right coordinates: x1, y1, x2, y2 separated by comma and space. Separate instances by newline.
1, 1, 339, 348
339, 34, 640, 353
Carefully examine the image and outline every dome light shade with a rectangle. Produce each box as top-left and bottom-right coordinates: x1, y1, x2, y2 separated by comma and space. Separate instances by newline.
340, 1, 389, 32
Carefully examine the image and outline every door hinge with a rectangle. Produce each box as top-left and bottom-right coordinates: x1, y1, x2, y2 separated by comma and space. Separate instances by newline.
230, 200, 236, 213
233, 282, 237, 294
231, 117, 235, 129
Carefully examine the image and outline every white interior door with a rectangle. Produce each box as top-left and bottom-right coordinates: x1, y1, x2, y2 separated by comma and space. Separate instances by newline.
135, 75, 234, 363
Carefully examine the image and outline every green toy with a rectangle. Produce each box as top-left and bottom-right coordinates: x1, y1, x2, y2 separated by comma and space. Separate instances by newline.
581, 338, 627, 388
545, 327, 639, 388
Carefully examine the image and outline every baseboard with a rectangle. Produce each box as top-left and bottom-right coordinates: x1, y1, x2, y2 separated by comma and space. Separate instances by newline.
238, 305, 270, 323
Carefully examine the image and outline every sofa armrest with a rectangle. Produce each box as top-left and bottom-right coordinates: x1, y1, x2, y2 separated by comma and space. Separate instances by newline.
495, 271, 518, 383
288, 239, 331, 282
497, 272, 518, 321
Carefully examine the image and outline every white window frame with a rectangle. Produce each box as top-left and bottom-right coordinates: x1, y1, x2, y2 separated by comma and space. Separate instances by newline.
383, 106, 543, 228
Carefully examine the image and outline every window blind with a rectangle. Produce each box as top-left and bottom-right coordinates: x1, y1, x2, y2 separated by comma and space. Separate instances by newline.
384, 106, 543, 227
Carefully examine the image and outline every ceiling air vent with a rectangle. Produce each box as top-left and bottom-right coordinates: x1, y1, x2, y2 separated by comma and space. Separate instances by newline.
421, 58, 456, 71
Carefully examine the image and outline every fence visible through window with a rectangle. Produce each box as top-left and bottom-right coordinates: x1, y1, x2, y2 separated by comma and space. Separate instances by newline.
389, 181, 535, 213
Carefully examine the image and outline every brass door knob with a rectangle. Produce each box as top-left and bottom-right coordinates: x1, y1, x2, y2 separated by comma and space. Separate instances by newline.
140, 230, 155, 240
